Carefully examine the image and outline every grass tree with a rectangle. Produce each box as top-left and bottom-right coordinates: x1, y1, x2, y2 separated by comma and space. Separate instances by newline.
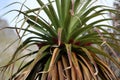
0, 0, 120, 80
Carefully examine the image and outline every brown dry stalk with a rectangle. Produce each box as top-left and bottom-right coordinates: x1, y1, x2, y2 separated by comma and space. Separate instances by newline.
70, 0, 74, 16
48, 48, 60, 73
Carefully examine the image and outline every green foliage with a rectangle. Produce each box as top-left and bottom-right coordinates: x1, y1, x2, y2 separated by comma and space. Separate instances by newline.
1, 0, 120, 80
